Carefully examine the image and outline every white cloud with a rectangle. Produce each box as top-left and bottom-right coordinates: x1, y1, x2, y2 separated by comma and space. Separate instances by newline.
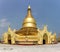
0, 18, 10, 28
0, 18, 11, 37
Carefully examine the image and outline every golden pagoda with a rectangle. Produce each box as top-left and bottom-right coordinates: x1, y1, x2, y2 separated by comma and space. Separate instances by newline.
3, 5, 56, 45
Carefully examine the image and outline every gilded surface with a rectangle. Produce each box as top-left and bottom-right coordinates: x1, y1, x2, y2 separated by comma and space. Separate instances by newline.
3, 5, 56, 45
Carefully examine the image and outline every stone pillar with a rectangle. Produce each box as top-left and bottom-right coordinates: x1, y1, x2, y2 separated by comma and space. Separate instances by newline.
11, 36, 15, 44
11, 34, 15, 44
3, 33, 8, 44
11, 38, 15, 44
38, 38, 43, 45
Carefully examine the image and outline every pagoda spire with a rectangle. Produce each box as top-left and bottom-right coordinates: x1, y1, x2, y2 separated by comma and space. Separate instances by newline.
22, 4, 37, 28
27, 5, 32, 17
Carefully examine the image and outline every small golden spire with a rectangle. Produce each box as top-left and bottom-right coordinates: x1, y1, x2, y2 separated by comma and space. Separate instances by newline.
44, 25, 48, 30
8, 24, 11, 32
8, 24, 10, 28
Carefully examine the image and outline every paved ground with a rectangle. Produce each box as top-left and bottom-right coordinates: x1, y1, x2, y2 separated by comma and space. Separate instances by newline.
0, 43, 60, 52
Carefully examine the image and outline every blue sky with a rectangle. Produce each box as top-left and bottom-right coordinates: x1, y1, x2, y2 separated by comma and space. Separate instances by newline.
0, 0, 60, 37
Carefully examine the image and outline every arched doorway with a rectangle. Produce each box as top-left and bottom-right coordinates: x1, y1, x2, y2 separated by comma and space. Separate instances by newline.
8, 34, 11, 44
43, 33, 48, 44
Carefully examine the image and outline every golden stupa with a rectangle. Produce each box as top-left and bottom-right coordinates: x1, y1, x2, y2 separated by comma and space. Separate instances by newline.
3, 5, 56, 45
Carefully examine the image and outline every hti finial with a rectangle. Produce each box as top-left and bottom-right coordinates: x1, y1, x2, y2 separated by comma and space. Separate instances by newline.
28, 5, 31, 9
28, 0, 31, 9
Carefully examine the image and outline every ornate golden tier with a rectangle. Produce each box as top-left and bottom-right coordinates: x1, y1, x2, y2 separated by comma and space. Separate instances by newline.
15, 27, 38, 35
22, 5, 37, 28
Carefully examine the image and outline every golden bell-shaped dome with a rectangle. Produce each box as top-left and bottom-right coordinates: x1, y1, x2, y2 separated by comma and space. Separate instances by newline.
22, 5, 37, 28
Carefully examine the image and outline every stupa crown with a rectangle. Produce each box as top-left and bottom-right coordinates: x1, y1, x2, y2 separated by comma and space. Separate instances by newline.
22, 5, 37, 28
28, 5, 31, 9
